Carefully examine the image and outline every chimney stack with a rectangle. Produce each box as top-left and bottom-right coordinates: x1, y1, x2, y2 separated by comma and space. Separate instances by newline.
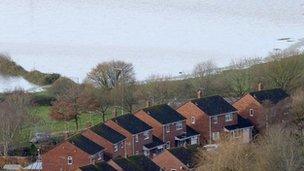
258, 83, 263, 91
197, 89, 203, 98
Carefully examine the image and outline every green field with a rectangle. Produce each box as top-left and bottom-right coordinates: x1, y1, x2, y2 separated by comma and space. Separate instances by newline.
20, 106, 119, 145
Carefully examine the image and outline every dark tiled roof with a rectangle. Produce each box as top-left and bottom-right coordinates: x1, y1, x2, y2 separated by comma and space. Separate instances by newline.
142, 104, 186, 124
111, 114, 152, 134
79, 162, 116, 171
68, 134, 104, 155
169, 146, 199, 169
90, 123, 126, 144
225, 115, 253, 131
191, 95, 237, 116
249, 88, 289, 104
176, 126, 200, 140
113, 158, 141, 171
128, 155, 161, 171
144, 136, 165, 149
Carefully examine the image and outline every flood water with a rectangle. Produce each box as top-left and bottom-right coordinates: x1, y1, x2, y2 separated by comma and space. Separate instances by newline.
0, 0, 303, 87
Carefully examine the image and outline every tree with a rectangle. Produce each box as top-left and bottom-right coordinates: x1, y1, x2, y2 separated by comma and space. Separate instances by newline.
87, 60, 135, 89
193, 60, 217, 94
0, 90, 31, 156
263, 52, 304, 91
48, 77, 77, 97
50, 84, 86, 130
144, 75, 172, 104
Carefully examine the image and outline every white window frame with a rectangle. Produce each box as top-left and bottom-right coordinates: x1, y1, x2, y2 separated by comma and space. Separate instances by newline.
176, 122, 183, 130
67, 156, 73, 165
165, 124, 170, 133
212, 116, 218, 124
135, 134, 139, 143
191, 116, 196, 124
143, 131, 149, 140
212, 132, 220, 141
249, 109, 254, 116
225, 113, 233, 122
114, 144, 118, 152
120, 141, 124, 149
97, 151, 103, 160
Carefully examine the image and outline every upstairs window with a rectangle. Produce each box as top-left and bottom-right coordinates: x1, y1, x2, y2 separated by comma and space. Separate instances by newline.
165, 125, 170, 133
225, 113, 233, 122
67, 156, 73, 165
135, 135, 139, 142
143, 131, 150, 140
114, 144, 118, 152
191, 116, 196, 124
212, 116, 218, 124
249, 109, 254, 116
176, 122, 183, 130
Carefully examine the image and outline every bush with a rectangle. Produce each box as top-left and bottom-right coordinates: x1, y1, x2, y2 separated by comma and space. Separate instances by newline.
31, 94, 56, 106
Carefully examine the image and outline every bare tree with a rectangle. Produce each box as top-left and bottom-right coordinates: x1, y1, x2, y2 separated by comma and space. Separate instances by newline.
87, 60, 135, 89
0, 90, 31, 156
193, 60, 217, 93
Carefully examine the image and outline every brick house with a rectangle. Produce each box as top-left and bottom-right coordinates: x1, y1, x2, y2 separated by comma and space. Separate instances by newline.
135, 104, 200, 150
105, 114, 153, 157
153, 146, 199, 171
108, 155, 162, 171
82, 123, 127, 159
177, 95, 252, 143
77, 162, 117, 171
42, 134, 105, 171
233, 88, 289, 130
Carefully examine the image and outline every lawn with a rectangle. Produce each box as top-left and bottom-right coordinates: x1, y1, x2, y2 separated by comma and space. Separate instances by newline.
20, 106, 119, 145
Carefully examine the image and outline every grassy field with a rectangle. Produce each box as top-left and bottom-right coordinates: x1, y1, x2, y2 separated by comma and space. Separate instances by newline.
20, 106, 118, 145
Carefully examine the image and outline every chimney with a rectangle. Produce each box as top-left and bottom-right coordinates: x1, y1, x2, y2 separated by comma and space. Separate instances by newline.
146, 100, 152, 107
197, 89, 203, 98
258, 83, 263, 91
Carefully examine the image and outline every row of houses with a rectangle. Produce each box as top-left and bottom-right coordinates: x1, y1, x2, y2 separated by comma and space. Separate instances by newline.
42, 86, 289, 171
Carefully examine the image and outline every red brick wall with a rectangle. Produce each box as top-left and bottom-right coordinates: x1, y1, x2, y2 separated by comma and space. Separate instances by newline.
233, 94, 263, 128
82, 129, 126, 159
177, 102, 210, 143
105, 120, 153, 156
135, 110, 186, 147
42, 142, 92, 171
152, 150, 188, 171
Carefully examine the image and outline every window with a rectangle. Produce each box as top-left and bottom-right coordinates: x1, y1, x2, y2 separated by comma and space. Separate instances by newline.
114, 144, 118, 152
249, 109, 254, 116
166, 141, 171, 149
165, 125, 170, 133
212, 116, 218, 124
191, 116, 196, 124
135, 135, 139, 142
212, 132, 220, 141
120, 141, 124, 149
67, 156, 73, 165
97, 152, 103, 160
225, 113, 233, 122
176, 122, 183, 130
143, 131, 149, 140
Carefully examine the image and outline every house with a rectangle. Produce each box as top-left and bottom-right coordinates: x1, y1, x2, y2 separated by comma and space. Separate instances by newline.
153, 146, 199, 171
42, 134, 105, 171
82, 123, 127, 159
105, 114, 153, 156
177, 94, 252, 143
77, 162, 117, 171
233, 88, 289, 130
108, 155, 162, 171
135, 104, 199, 150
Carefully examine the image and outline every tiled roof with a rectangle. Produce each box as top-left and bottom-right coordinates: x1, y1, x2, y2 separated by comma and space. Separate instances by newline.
144, 136, 165, 149
114, 156, 161, 171
112, 114, 152, 134
191, 95, 237, 116
225, 115, 253, 131
68, 134, 104, 155
90, 123, 126, 144
169, 146, 199, 169
142, 104, 186, 124
79, 162, 116, 171
249, 88, 289, 104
